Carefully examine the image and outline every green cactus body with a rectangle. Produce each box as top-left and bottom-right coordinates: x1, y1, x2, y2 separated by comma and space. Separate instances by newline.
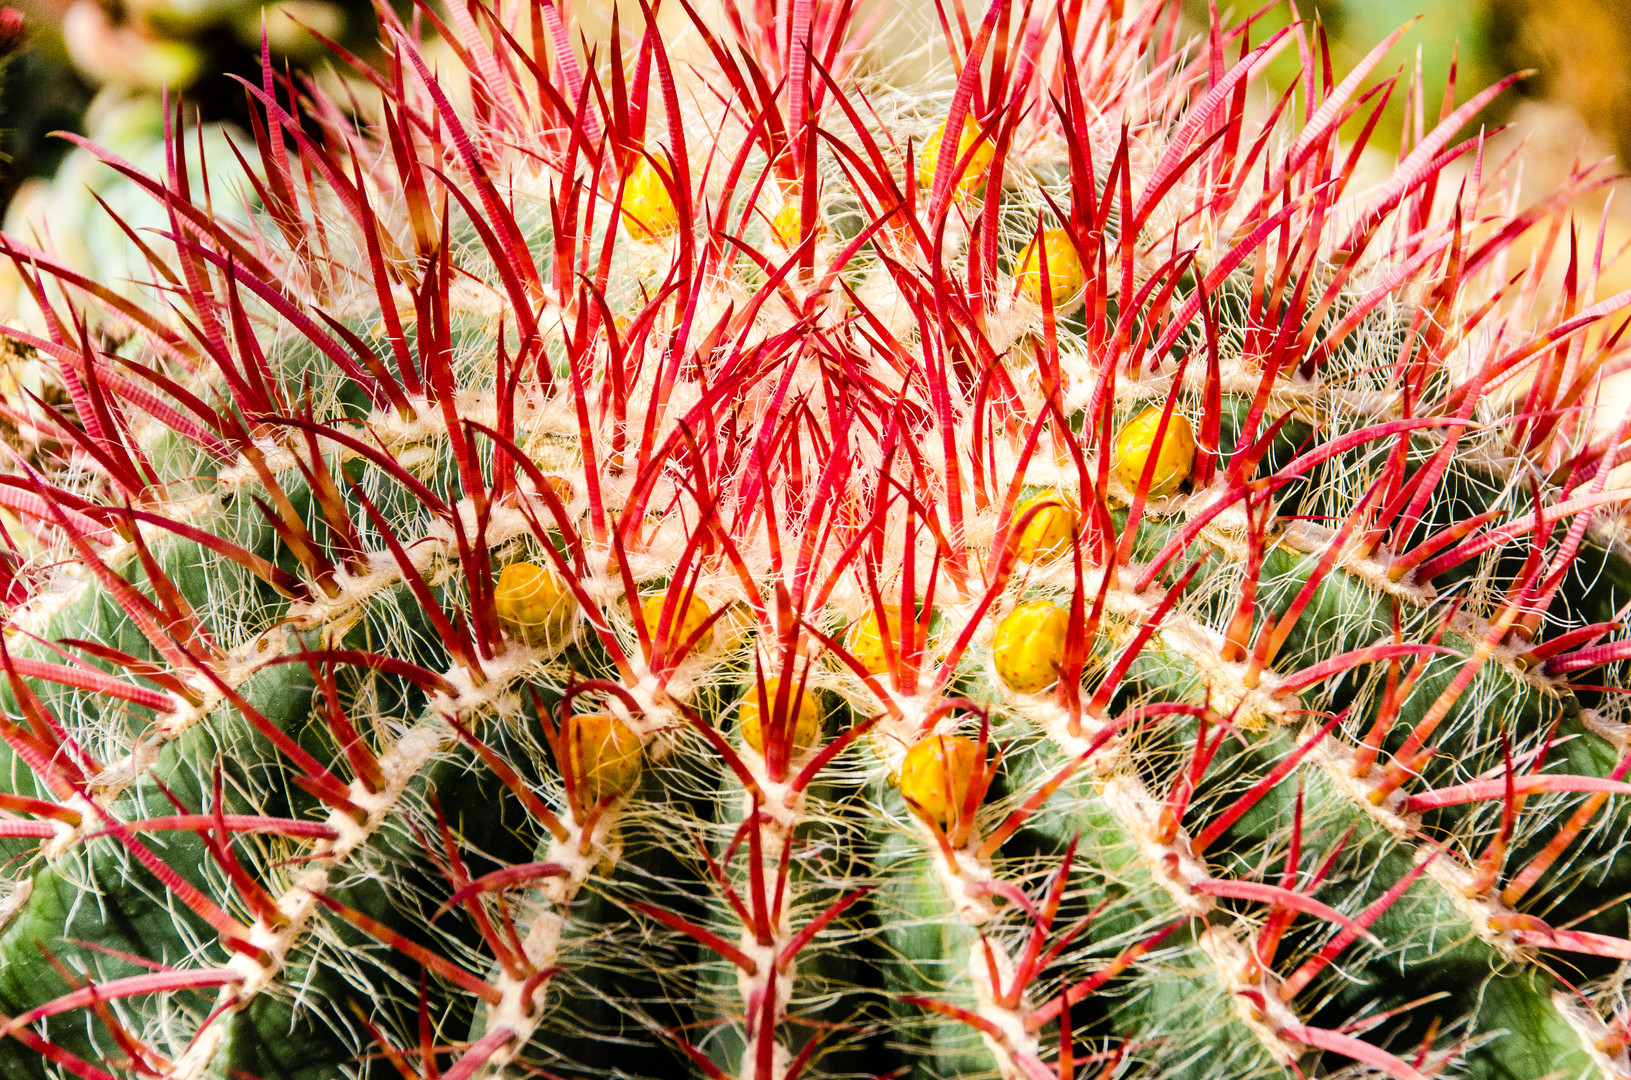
0, 1, 1628, 1078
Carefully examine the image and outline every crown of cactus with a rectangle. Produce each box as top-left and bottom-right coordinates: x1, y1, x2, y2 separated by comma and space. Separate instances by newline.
0, 1, 1629, 1078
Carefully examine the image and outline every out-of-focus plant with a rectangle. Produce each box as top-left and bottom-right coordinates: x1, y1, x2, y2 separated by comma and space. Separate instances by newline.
50, 0, 368, 93
0, 0, 391, 220
0, 7, 90, 214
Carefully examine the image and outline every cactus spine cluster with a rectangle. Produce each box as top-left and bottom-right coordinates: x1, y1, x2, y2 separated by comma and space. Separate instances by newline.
0, 1, 1629, 1078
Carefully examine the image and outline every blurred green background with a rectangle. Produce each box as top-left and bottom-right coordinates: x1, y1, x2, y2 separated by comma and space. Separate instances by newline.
1192, 0, 1631, 172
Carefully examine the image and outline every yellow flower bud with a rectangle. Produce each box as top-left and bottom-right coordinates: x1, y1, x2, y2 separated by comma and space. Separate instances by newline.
917, 115, 994, 201
1014, 228, 1085, 313
641, 591, 714, 653
1113, 406, 1197, 498
715, 603, 758, 655
538, 474, 575, 506
737, 678, 824, 758
993, 600, 1069, 694
898, 735, 979, 827
1012, 492, 1077, 563
846, 605, 904, 676
621, 158, 680, 241
1008, 334, 1063, 396
771, 200, 825, 248
494, 562, 574, 648
566, 712, 643, 807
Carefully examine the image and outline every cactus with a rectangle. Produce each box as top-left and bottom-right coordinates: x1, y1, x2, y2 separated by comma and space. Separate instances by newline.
0, 1, 1629, 1078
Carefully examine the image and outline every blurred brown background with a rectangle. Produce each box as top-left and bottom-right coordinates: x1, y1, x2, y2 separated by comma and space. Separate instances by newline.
1489, 0, 1631, 168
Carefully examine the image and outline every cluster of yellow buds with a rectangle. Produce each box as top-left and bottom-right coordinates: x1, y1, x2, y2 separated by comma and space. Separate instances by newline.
738, 678, 825, 758
917, 115, 996, 201
1015, 229, 1086, 313
620, 159, 683, 241
1012, 492, 1078, 562
494, 562, 575, 648
847, 605, 905, 676
898, 734, 980, 827
565, 713, 644, 808
1113, 406, 1197, 497
993, 600, 1070, 694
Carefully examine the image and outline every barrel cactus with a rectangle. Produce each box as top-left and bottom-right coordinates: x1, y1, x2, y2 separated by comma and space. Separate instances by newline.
0, 1, 1629, 1078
